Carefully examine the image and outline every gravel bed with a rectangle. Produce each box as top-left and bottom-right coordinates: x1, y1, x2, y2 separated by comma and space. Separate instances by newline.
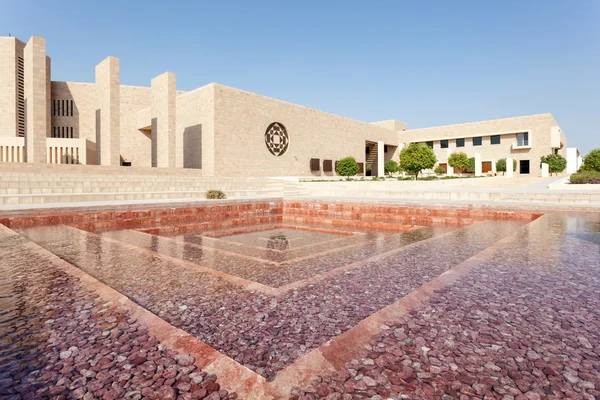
0, 233, 236, 400
21, 221, 520, 380
292, 215, 600, 399
102, 226, 449, 287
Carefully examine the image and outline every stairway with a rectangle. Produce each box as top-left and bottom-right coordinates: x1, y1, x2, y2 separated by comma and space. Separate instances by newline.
365, 143, 378, 171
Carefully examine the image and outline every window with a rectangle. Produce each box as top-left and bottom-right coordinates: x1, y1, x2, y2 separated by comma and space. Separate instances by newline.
52, 99, 74, 116
456, 138, 465, 147
440, 140, 449, 149
426, 141, 434, 149
516, 133, 529, 147
310, 158, 320, 171
323, 160, 333, 172
490, 135, 501, 145
384, 145, 388, 153
473, 137, 482, 146
52, 126, 75, 138
520, 160, 530, 174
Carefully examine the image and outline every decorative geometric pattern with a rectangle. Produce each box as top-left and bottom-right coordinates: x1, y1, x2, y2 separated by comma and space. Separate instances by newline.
265, 122, 289, 156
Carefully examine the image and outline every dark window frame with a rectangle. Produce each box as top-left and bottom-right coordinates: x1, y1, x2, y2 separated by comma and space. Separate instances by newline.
456, 138, 465, 147
473, 137, 483, 146
490, 135, 501, 145
425, 141, 434, 149
310, 158, 320, 171
440, 140, 449, 149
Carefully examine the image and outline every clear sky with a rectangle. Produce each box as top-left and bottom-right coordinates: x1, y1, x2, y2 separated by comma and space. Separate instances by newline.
2, 0, 598, 154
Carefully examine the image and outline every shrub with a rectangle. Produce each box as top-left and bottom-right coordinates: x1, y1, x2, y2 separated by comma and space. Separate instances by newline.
336, 156, 360, 178
205, 189, 226, 199
398, 143, 437, 180
434, 165, 445, 175
570, 171, 600, 184
496, 158, 517, 174
580, 148, 600, 172
540, 154, 567, 175
448, 152, 469, 175
466, 157, 475, 174
384, 160, 399, 175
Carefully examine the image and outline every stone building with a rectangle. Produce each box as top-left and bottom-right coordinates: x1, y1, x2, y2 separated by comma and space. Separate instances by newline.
0, 35, 568, 177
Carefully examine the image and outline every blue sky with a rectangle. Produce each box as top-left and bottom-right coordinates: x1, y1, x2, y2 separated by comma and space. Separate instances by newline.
2, 0, 598, 154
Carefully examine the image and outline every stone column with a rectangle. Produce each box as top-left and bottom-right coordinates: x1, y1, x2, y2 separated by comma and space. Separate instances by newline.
95, 56, 120, 166
375, 141, 384, 177
491, 158, 497, 175
541, 163, 549, 177
151, 72, 176, 168
506, 157, 514, 178
474, 153, 482, 176
24, 36, 49, 163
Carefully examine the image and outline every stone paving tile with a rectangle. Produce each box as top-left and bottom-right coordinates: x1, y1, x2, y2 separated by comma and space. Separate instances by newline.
292, 214, 600, 399
20, 221, 521, 380
0, 231, 236, 400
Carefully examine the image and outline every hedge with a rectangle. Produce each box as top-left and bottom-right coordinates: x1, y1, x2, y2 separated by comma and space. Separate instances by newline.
570, 171, 600, 184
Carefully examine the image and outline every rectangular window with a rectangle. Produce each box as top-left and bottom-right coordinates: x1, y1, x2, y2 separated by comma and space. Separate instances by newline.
520, 160, 530, 174
440, 140, 449, 149
52, 100, 55, 116
323, 159, 333, 172
490, 135, 501, 145
473, 137, 482, 146
384, 145, 388, 153
310, 158, 320, 171
70, 100, 73, 116
456, 138, 465, 147
426, 141, 434, 149
516, 133, 529, 146
61, 100, 65, 116
61, 127, 65, 138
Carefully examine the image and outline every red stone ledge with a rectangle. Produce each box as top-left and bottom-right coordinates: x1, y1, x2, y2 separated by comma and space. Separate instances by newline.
0, 200, 283, 229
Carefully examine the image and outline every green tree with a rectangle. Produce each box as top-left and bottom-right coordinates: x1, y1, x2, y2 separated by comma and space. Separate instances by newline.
398, 143, 437, 180
466, 157, 475, 174
496, 158, 517, 175
580, 148, 600, 172
336, 156, 359, 179
540, 154, 567, 175
384, 160, 399, 175
434, 165, 445, 175
448, 152, 469, 176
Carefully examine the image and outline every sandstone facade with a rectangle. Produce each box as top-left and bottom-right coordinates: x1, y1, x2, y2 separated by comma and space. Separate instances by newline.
0, 35, 567, 177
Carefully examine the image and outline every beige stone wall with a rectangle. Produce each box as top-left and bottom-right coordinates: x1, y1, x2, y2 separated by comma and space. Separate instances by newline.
401, 114, 564, 175
24, 36, 49, 163
120, 85, 152, 167
175, 84, 214, 172
212, 84, 398, 177
95, 57, 120, 166
51, 82, 96, 141
151, 72, 176, 168
0, 37, 17, 137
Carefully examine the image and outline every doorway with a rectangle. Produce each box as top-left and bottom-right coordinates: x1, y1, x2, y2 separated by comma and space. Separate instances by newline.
520, 160, 530, 174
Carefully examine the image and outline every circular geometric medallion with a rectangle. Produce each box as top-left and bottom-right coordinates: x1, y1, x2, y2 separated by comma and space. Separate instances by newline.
265, 122, 289, 157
